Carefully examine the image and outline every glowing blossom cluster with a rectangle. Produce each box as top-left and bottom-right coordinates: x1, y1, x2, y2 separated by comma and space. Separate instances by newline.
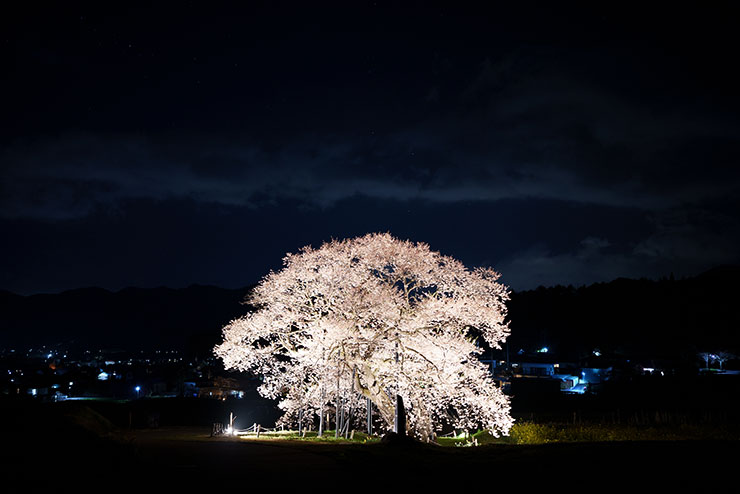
215, 233, 514, 440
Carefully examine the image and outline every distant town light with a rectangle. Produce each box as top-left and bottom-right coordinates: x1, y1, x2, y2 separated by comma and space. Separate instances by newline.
537, 347, 549, 353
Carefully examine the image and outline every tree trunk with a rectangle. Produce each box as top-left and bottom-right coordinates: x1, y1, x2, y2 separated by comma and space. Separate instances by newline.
354, 363, 396, 429
354, 364, 435, 441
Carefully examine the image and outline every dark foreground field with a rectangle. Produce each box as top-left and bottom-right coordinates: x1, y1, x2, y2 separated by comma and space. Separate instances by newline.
2, 400, 738, 490
130, 428, 739, 488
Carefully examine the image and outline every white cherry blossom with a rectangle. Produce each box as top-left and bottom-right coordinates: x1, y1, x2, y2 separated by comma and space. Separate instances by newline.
215, 233, 513, 440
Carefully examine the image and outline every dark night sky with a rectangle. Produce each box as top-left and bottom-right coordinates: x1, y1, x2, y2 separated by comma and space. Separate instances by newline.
1, 2, 739, 294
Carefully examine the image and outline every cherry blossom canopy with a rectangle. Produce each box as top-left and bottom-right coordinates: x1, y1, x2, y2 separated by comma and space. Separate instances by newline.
215, 233, 513, 440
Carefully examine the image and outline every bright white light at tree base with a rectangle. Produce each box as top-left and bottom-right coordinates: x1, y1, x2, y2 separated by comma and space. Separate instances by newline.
215, 233, 514, 441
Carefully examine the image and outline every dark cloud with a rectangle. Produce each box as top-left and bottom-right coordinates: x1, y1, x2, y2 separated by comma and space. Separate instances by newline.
498, 202, 740, 289
4, 51, 739, 218
1, 3, 738, 293
9, 194, 728, 294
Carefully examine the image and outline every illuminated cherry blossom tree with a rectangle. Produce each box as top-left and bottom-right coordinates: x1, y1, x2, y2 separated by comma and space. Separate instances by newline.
715, 351, 734, 370
699, 352, 716, 370
214, 233, 513, 441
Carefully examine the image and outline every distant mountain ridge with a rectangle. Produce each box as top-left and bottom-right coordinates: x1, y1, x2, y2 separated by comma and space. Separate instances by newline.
1, 266, 738, 359
505, 265, 740, 360
0, 284, 255, 356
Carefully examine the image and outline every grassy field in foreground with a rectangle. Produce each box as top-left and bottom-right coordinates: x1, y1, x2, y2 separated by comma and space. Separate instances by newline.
3, 398, 739, 489
448, 422, 740, 446
128, 427, 740, 489
4, 398, 738, 447
236, 421, 740, 446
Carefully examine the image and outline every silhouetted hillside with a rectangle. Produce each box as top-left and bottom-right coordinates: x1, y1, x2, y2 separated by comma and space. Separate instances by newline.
506, 265, 740, 360
1, 266, 738, 360
0, 284, 254, 356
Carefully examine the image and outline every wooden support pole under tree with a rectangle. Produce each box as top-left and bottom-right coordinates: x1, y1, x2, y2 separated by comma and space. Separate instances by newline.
335, 371, 340, 439
229, 412, 236, 435
318, 399, 324, 437
345, 366, 355, 439
339, 395, 345, 437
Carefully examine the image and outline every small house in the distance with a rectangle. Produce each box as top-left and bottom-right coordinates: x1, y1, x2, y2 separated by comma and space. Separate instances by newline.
198, 376, 246, 400
488, 347, 615, 395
